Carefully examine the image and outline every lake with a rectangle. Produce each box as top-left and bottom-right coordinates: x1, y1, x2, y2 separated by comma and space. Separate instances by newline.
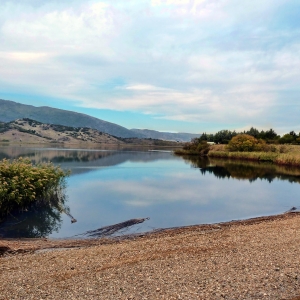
0, 146, 300, 238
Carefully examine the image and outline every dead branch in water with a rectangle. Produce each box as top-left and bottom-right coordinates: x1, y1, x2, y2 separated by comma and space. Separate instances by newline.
74, 218, 150, 238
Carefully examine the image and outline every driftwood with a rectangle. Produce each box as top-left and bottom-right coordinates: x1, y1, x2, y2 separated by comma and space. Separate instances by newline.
285, 206, 299, 213
75, 218, 150, 238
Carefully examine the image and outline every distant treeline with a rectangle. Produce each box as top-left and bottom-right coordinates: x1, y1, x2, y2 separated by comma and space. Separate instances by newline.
199, 128, 300, 144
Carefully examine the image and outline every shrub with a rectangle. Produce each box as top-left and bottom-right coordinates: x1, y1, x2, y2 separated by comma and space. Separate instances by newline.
279, 134, 296, 144
0, 158, 69, 219
180, 140, 210, 155
227, 134, 267, 152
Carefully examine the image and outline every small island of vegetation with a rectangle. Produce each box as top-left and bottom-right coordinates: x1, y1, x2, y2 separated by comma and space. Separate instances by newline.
175, 127, 300, 167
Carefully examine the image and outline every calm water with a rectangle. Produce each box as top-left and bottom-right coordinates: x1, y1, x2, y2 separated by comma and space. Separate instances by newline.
1, 146, 300, 238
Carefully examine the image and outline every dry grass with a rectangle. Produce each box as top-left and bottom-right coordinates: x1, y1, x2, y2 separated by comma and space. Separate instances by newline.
0, 119, 125, 146
208, 144, 300, 167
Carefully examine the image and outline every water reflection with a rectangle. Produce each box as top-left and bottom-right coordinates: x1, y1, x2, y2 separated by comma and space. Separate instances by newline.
75, 218, 150, 238
182, 156, 300, 184
0, 192, 70, 238
0, 146, 176, 175
1, 146, 300, 238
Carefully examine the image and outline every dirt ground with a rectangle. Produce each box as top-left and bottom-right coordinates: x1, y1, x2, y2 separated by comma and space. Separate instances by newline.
1, 213, 300, 299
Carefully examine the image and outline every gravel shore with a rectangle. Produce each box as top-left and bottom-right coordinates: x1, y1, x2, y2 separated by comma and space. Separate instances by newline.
1, 213, 300, 300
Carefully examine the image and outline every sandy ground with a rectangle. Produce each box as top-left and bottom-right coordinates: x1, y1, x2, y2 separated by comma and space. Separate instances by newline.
1, 213, 300, 299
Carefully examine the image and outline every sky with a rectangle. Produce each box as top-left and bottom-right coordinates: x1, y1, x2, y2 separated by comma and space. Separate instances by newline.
0, 0, 299, 134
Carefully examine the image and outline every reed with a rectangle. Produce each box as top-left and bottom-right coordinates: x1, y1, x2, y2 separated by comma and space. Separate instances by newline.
174, 149, 200, 155
275, 153, 300, 166
209, 148, 300, 167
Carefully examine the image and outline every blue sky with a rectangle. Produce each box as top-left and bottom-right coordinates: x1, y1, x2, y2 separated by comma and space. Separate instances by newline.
0, 0, 299, 134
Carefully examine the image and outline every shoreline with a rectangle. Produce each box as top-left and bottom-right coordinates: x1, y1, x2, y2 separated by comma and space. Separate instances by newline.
208, 151, 300, 168
1, 211, 299, 255
175, 144, 300, 168
1, 212, 300, 299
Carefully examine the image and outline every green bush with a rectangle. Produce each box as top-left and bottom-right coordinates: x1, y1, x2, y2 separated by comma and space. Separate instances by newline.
0, 158, 69, 219
227, 134, 268, 152
180, 139, 210, 155
279, 134, 295, 144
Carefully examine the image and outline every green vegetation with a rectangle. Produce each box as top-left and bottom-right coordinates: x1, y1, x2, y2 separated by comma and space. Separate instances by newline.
22, 118, 43, 126
52, 124, 80, 132
200, 130, 237, 144
209, 143, 300, 166
227, 134, 271, 152
0, 122, 10, 133
199, 127, 300, 145
208, 149, 279, 162
278, 131, 300, 144
174, 139, 210, 156
0, 158, 69, 221
176, 133, 300, 167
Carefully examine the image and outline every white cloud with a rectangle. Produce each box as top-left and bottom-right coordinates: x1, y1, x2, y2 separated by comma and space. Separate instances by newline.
124, 84, 169, 91
0, 51, 49, 62
0, 0, 299, 132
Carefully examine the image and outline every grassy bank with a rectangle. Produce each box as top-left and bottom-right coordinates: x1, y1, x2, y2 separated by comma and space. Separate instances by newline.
0, 158, 69, 220
208, 144, 300, 167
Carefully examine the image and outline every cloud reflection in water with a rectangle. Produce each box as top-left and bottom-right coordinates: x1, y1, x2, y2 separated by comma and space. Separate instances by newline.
55, 155, 300, 238
2, 147, 299, 238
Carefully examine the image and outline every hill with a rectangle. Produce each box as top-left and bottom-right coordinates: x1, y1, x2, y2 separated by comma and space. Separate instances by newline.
0, 118, 125, 146
0, 99, 143, 138
130, 129, 200, 142
0, 118, 181, 147
0, 99, 199, 141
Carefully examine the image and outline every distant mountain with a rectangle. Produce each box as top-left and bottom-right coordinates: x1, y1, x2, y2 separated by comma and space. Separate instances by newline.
0, 118, 180, 148
0, 99, 199, 141
130, 129, 200, 142
0, 99, 143, 138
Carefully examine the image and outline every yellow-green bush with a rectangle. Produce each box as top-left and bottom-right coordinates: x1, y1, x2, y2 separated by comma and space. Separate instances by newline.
0, 158, 69, 218
227, 134, 268, 152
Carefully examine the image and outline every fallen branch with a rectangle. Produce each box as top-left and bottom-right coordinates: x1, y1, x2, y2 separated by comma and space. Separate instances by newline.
74, 218, 150, 238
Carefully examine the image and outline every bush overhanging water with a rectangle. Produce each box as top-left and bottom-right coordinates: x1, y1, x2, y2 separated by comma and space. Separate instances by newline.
0, 157, 69, 219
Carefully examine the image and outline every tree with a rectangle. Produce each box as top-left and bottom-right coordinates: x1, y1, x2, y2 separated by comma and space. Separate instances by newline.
213, 130, 237, 144
279, 134, 295, 144
199, 132, 208, 141
245, 127, 260, 138
264, 129, 279, 140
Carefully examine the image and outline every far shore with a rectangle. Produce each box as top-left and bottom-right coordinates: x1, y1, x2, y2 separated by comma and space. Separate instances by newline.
175, 143, 300, 168
0, 141, 183, 149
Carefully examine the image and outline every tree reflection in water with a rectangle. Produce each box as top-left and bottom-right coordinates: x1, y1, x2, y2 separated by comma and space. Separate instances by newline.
0, 191, 70, 238
182, 156, 300, 184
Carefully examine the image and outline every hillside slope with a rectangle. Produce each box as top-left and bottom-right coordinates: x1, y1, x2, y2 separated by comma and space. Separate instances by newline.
0, 99, 199, 141
130, 129, 200, 142
0, 118, 125, 145
0, 118, 181, 148
0, 99, 142, 138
